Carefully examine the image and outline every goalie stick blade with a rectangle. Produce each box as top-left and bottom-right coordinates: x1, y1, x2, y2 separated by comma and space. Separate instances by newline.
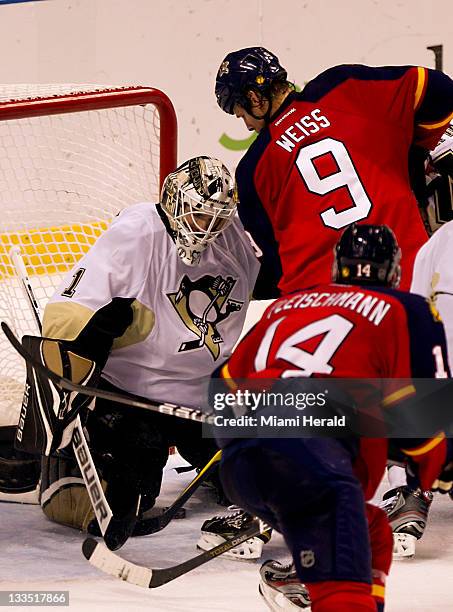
82, 522, 265, 588
83, 537, 153, 587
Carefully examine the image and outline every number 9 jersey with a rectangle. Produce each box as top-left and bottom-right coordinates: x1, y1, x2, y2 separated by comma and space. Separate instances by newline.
236, 65, 453, 294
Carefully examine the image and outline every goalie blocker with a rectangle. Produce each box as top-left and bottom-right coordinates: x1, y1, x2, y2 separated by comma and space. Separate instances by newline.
12, 335, 110, 531
16, 335, 100, 457
0, 335, 98, 505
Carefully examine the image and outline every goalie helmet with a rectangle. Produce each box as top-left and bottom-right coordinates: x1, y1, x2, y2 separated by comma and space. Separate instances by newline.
215, 47, 287, 115
332, 224, 401, 288
160, 156, 236, 265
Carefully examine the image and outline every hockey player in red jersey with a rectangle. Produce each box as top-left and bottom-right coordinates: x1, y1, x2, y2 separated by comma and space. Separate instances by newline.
215, 47, 453, 295
211, 224, 452, 612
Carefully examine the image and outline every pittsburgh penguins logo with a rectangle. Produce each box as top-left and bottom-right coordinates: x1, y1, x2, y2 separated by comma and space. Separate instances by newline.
167, 274, 243, 360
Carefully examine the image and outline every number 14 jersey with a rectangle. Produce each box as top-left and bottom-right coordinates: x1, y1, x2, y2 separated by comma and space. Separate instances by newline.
219, 283, 451, 496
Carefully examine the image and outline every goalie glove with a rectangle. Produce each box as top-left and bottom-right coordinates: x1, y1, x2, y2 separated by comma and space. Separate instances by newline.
15, 335, 100, 456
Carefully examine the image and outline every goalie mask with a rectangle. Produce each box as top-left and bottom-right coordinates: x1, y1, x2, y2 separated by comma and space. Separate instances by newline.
160, 156, 236, 265
332, 223, 401, 288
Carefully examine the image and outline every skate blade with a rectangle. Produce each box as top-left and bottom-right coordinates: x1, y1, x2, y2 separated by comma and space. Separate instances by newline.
259, 581, 311, 611
393, 533, 417, 559
197, 532, 263, 560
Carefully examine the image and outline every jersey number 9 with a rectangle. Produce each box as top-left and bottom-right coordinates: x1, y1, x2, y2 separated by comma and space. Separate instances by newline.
296, 137, 372, 229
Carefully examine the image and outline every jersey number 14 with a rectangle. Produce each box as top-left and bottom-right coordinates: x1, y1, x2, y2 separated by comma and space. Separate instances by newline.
254, 312, 449, 379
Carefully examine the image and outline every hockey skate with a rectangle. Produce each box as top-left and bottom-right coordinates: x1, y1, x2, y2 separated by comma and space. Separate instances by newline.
197, 507, 272, 560
380, 486, 433, 559
259, 560, 311, 611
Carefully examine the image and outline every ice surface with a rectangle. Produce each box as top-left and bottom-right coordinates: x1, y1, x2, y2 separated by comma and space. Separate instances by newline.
1, 454, 453, 611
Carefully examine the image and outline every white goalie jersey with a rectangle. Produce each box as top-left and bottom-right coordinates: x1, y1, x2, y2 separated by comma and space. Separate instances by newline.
411, 220, 453, 372
411, 126, 453, 371
43, 203, 259, 407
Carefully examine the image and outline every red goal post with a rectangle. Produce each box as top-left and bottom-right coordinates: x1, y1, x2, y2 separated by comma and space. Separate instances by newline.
0, 84, 177, 425
0, 86, 177, 189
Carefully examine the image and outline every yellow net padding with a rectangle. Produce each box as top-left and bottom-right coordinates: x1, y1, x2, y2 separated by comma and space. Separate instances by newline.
0, 220, 109, 277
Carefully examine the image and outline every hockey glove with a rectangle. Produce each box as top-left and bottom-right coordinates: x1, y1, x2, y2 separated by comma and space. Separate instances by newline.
15, 335, 100, 456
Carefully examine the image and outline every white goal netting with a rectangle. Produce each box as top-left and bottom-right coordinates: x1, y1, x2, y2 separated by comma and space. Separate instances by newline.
0, 84, 177, 426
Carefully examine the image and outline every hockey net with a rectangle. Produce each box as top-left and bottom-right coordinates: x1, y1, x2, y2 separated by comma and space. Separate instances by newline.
0, 85, 177, 426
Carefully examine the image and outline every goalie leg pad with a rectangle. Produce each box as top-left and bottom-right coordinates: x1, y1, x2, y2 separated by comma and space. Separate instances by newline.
40, 452, 99, 531
40, 382, 172, 532
0, 425, 40, 497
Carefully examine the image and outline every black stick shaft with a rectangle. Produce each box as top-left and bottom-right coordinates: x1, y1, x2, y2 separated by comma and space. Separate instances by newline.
1, 322, 215, 425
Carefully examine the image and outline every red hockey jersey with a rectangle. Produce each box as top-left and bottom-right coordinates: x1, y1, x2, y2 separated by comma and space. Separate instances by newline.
219, 284, 450, 497
236, 65, 453, 295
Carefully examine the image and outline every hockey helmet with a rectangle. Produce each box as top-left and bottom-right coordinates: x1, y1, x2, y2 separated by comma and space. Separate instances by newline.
160, 156, 236, 265
332, 223, 401, 288
215, 47, 288, 115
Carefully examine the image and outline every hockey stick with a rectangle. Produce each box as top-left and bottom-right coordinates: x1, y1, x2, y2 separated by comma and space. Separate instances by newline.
133, 449, 222, 536
7, 251, 114, 538
87, 450, 223, 538
2, 322, 215, 426
82, 520, 267, 588
10, 247, 43, 332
